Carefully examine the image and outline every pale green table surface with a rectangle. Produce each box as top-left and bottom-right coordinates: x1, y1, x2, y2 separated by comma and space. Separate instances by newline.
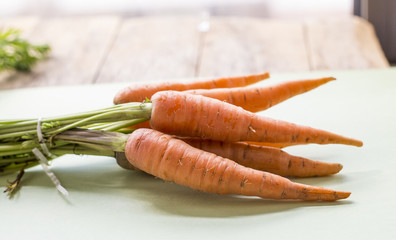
0, 68, 395, 240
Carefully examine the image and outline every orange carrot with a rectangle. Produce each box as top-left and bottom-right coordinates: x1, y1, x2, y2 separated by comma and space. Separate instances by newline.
125, 128, 350, 201
149, 91, 363, 147
113, 72, 269, 104
242, 141, 302, 148
127, 120, 151, 130
181, 138, 343, 177
184, 77, 335, 112
126, 77, 334, 131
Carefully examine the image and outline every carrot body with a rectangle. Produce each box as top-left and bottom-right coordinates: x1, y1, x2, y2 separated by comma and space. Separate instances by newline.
150, 91, 363, 147
242, 141, 303, 148
185, 77, 335, 112
114, 72, 270, 104
127, 77, 334, 132
127, 120, 151, 130
182, 138, 343, 177
125, 128, 350, 201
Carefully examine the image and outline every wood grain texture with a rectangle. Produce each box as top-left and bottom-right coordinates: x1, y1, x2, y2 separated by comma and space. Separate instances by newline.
0, 16, 39, 35
0, 15, 120, 90
197, 17, 311, 78
304, 16, 390, 70
0, 15, 390, 90
95, 16, 201, 83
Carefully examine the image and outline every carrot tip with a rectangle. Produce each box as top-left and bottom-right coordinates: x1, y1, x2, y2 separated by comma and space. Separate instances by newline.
329, 163, 343, 175
353, 140, 364, 147
263, 72, 270, 78
323, 76, 336, 83
316, 190, 351, 201
337, 164, 343, 172
337, 191, 351, 200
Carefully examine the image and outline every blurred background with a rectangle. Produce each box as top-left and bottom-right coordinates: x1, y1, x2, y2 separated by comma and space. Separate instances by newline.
1, 0, 394, 63
0, 0, 394, 89
0, 0, 353, 19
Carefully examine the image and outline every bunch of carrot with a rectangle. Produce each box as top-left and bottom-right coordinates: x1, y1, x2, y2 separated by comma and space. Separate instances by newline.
111, 72, 362, 201
0, 72, 362, 201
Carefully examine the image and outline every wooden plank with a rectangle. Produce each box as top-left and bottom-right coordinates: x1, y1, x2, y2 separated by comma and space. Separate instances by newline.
304, 16, 390, 70
0, 15, 120, 90
95, 16, 201, 83
0, 16, 39, 35
197, 17, 310, 78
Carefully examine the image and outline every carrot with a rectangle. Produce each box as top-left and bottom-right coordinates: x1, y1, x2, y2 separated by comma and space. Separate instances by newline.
125, 128, 350, 201
127, 120, 151, 130
242, 141, 303, 148
181, 138, 342, 177
113, 72, 270, 104
184, 77, 335, 112
149, 91, 363, 147
126, 77, 334, 131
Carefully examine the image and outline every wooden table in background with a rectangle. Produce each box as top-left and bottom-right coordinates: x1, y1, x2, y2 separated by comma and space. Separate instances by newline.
0, 15, 390, 90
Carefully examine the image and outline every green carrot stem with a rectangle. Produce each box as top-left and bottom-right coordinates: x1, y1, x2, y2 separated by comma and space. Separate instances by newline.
1, 101, 151, 174
1, 143, 115, 165
1, 162, 39, 175
0, 102, 152, 138
54, 128, 129, 152
100, 119, 145, 131
0, 102, 146, 130
115, 128, 134, 134
0, 155, 37, 164
50, 145, 115, 157
46, 109, 149, 135
0, 141, 70, 157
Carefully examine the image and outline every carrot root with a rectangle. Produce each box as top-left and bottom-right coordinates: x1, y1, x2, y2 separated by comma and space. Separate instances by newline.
182, 138, 343, 177
125, 129, 351, 201
150, 91, 363, 147
184, 76, 336, 112
114, 72, 270, 104
242, 141, 295, 148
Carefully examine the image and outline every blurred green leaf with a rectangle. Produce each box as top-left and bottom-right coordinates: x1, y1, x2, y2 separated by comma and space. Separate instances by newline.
0, 28, 50, 72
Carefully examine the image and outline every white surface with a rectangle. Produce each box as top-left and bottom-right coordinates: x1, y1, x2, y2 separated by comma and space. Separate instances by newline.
0, 68, 395, 240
